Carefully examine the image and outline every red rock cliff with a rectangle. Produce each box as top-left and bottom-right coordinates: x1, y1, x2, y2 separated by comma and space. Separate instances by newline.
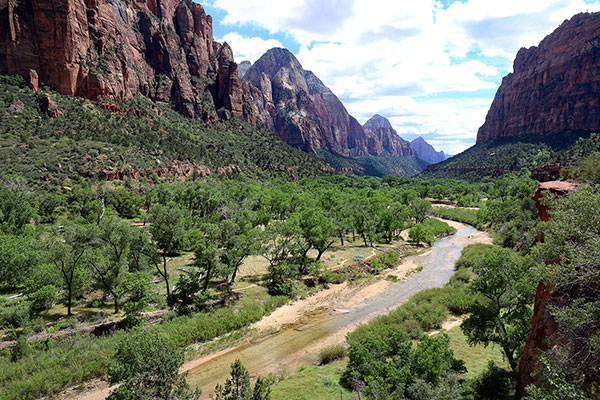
362, 114, 416, 157
477, 13, 600, 144
0, 0, 246, 121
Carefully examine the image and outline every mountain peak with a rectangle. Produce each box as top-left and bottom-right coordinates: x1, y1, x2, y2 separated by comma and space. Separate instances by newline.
411, 137, 446, 164
364, 114, 393, 130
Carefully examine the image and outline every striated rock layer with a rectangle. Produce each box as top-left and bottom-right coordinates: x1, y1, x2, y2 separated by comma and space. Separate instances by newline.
477, 12, 600, 144
242, 48, 415, 158
0, 0, 248, 121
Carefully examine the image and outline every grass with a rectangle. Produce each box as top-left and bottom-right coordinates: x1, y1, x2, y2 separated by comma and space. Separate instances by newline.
446, 325, 508, 378
271, 360, 354, 400
432, 206, 480, 226
318, 344, 347, 365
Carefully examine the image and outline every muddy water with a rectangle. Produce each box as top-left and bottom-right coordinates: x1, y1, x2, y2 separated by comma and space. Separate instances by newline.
187, 226, 480, 397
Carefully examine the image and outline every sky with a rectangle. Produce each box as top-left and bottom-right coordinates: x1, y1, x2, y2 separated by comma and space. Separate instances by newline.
197, 0, 600, 155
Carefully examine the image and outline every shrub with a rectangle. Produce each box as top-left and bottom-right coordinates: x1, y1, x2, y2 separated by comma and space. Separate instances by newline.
29, 285, 59, 313
318, 344, 347, 365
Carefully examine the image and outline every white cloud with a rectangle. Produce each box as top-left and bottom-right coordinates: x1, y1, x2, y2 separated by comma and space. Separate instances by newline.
220, 33, 284, 63
205, 0, 600, 154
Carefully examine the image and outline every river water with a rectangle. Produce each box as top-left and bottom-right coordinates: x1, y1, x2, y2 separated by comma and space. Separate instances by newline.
187, 225, 480, 397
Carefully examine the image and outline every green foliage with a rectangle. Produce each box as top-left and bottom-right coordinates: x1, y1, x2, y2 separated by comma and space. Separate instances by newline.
529, 186, 600, 397
28, 285, 59, 314
213, 359, 273, 400
423, 218, 457, 237
318, 344, 347, 365
0, 233, 39, 291
409, 224, 433, 246
107, 328, 200, 400
342, 328, 465, 399
461, 248, 535, 371
432, 207, 480, 226
0, 184, 35, 233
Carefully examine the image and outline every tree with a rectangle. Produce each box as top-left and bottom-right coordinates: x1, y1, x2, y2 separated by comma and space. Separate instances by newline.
0, 184, 35, 233
194, 236, 223, 292
88, 217, 132, 313
0, 233, 38, 290
295, 207, 336, 262
213, 359, 272, 400
461, 248, 535, 371
409, 199, 432, 224
409, 224, 433, 246
107, 329, 200, 400
45, 224, 95, 316
218, 217, 260, 285
149, 204, 186, 300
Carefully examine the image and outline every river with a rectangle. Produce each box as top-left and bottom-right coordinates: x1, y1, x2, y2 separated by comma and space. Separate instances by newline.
186, 224, 487, 398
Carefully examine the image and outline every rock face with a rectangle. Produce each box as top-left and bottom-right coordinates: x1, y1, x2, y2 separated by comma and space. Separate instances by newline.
477, 12, 600, 143
0, 0, 247, 121
243, 48, 413, 158
238, 60, 251, 79
410, 137, 446, 164
516, 181, 578, 398
363, 115, 416, 157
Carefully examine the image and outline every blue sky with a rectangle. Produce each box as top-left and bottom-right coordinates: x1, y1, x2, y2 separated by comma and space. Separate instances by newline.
198, 0, 600, 154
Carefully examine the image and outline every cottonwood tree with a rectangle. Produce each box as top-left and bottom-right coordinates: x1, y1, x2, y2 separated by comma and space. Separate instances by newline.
461, 248, 535, 371
108, 329, 200, 400
45, 224, 95, 316
88, 217, 132, 313
149, 204, 186, 300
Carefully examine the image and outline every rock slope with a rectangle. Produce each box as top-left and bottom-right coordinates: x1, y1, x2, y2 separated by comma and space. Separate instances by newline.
243, 48, 417, 159
363, 114, 416, 157
0, 0, 247, 121
410, 136, 446, 164
477, 12, 600, 143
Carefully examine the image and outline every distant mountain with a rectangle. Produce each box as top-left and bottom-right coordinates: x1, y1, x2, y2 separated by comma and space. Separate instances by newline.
238, 61, 252, 79
363, 115, 416, 157
241, 48, 428, 176
411, 137, 446, 164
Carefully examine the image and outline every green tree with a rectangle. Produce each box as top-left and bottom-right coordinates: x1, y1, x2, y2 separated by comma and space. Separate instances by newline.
88, 217, 133, 313
45, 224, 95, 316
409, 224, 433, 246
0, 233, 38, 290
0, 184, 35, 233
108, 329, 200, 400
213, 359, 272, 400
149, 204, 186, 300
409, 199, 432, 224
461, 248, 535, 371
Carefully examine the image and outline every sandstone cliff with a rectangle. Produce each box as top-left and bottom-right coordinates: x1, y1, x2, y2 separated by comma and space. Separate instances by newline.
477, 12, 600, 143
243, 48, 416, 158
362, 114, 416, 157
410, 136, 446, 164
0, 0, 247, 121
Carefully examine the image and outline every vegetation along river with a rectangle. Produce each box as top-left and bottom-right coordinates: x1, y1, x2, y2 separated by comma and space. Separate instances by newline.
186, 223, 490, 398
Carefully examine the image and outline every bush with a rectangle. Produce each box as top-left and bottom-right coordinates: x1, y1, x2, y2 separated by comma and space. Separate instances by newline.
29, 285, 59, 313
318, 344, 347, 365
409, 224, 433, 246
1, 302, 30, 328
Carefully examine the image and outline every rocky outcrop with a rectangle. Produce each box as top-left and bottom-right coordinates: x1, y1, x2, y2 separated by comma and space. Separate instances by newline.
79, 162, 242, 181
0, 0, 246, 122
362, 115, 416, 157
243, 48, 411, 158
516, 181, 578, 398
477, 13, 600, 143
238, 60, 251, 79
410, 136, 446, 164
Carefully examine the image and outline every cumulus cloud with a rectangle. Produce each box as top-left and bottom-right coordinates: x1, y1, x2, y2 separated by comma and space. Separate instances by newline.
204, 0, 600, 153
220, 33, 284, 63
